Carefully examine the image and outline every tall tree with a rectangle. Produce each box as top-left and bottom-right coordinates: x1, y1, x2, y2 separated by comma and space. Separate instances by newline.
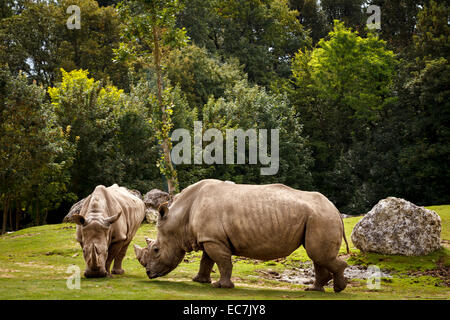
48, 69, 129, 197
291, 21, 397, 211
164, 44, 245, 112
367, 0, 425, 52
0, 0, 128, 88
320, 0, 364, 32
116, 0, 189, 194
0, 66, 75, 232
289, 0, 328, 43
393, 0, 450, 205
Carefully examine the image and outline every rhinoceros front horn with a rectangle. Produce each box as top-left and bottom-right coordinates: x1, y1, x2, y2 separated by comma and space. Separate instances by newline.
134, 244, 145, 266
91, 244, 100, 268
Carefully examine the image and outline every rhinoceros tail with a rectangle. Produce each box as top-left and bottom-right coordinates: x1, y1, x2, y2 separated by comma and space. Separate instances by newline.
340, 216, 350, 254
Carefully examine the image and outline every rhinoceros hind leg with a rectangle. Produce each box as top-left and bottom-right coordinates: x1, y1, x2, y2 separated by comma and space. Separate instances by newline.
304, 216, 348, 293
193, 251, 214, 283
317, 257, 347, 293
203, 242, 235, 289
331, 260, 347, 293
305, 262, 332, 292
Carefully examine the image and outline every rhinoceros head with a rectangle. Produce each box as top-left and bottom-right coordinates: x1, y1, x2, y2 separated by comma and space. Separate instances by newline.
134, 203, 185, 279
73, 212, 121, 278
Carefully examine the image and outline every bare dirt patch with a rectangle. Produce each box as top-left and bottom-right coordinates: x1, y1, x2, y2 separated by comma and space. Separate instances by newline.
14, 261, 66, 272
0, 268, 20, 278
1, 233, 41, 239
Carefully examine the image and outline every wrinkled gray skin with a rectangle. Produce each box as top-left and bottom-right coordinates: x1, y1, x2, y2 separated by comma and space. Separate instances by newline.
73, 184, 145, 278
134, 179, 349, 292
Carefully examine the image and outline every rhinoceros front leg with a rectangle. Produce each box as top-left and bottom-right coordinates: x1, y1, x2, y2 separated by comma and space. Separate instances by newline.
106, 241, 124, 276
112, 240, 131, 275
193, 251, 215, 283
203, 242, 234, 288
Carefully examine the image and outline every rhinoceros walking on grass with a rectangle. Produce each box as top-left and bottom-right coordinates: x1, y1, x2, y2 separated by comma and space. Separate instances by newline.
72, 184, 145, 278
134, 179, 349, 292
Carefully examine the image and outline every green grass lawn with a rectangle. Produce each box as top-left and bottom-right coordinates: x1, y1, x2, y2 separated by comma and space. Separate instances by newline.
0, 205, 448, 300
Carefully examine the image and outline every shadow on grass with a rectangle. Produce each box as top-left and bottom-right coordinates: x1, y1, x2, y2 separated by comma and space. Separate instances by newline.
130, 278, 350, 300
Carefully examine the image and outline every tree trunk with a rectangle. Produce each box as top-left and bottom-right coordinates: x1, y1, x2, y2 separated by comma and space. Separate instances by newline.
15, 200, 20, 231
152, 25, 177, 195
8, 202, 12, 231
35, 201, 39, 226
2, 198, 8, 235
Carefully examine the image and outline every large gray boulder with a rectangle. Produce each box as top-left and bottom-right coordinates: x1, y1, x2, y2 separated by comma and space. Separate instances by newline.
63, 198, 86, 223
143, 189, 171, 224
351, 197, 441, 256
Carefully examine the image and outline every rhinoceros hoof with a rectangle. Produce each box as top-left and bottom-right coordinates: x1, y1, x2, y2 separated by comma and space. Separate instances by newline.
333, 277, 347, 293
192, 274, 211, 283
212, 280, 234, 289
305, 286, 325, 292
333, 283, 347, 293
111, 269, 125, 275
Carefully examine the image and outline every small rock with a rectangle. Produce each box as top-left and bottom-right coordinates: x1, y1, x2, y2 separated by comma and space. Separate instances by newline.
63, 198, 86, 223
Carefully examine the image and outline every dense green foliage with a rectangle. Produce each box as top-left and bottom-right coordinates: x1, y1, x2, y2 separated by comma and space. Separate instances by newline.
0, 0, 129, 89
291, 21, 398, 212
0, 0, 448, 229
0, 67, 76, 230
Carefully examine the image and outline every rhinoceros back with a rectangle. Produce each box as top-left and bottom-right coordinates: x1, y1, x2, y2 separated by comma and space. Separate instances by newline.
107, 185, 145, 241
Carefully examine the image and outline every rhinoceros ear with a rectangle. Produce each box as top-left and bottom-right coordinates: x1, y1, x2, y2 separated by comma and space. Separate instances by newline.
134, 244, 145, 266
72, 214, 86, 226
104, 211, 122, 225
158, 202, 169, 220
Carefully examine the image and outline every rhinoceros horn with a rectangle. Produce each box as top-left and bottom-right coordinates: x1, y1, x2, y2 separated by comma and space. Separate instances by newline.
91, 244, 100, 268
134, 244, 144, 266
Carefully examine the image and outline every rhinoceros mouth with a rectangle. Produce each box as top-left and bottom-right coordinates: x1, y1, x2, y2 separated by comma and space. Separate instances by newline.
148, 269, 171, 279
84, 270, 108, 278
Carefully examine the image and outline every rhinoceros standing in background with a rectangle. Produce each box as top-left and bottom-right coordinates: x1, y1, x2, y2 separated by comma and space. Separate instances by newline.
63, 188, 142, 223
72, 184, 145, 278
134, 179, 349, 292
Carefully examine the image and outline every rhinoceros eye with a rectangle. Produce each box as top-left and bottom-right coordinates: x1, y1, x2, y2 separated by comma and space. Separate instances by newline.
153, 247, 159, 253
